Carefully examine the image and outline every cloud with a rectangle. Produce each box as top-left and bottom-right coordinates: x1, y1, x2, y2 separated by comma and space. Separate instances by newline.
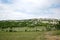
0, 0, 60, 20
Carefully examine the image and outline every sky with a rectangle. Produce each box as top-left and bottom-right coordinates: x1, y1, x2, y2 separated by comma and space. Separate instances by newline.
0, 0, 60, 20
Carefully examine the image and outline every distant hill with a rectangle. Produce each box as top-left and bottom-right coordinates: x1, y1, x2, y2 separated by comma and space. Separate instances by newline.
0, 18, 60, 32
0, 18, 59, 28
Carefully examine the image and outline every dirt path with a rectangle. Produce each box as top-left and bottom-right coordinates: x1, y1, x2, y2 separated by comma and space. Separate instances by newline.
44, 32, 60, 40
35, 32, 60, 40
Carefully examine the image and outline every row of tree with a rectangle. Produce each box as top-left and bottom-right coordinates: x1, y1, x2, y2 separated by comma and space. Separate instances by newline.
0, 20, 60, 31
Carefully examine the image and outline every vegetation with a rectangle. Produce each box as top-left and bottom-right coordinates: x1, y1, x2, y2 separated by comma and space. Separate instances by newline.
52, 30, 60, 35
55, 21, 60, 30
0, 18, 60, 32
0, 32, 42, 40
0, 18, 60, 40
0, 31, 60, 40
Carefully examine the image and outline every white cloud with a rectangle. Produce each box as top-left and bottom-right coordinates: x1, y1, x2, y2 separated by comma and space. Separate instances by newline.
0, 0, 60, 20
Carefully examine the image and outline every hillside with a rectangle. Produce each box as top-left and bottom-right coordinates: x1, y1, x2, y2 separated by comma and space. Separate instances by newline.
0, 18, 60, 32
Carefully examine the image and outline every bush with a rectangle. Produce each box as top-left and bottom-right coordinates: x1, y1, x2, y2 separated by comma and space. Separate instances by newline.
9, 29, 13, 32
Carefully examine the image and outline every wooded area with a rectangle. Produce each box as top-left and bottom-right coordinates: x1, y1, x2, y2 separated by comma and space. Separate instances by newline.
0, 18, 60, 32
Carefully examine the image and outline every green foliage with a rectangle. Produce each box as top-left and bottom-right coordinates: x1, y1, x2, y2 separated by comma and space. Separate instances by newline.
0, 19, 59, 31
55, 21, 60, 30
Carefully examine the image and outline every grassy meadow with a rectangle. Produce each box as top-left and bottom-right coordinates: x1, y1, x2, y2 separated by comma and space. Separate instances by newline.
0, 31, 60, 40
0, 32, 43, 40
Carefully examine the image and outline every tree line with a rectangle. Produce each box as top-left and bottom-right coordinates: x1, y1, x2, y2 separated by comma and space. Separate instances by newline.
0, 19, 60, 31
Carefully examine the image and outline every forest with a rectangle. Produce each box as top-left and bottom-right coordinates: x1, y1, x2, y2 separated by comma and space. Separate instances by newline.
0, 18, 60, 32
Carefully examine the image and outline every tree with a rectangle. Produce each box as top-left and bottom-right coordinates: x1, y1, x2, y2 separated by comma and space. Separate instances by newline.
55, 21, 60, 30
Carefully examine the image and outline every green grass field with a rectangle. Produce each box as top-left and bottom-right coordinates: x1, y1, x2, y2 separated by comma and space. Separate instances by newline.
0, 32, 44, 40
0, 31, 60, 40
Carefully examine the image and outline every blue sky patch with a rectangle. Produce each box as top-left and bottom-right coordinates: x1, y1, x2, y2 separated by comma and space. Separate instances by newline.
50, 3, 60, 8
0, 0, 13, 4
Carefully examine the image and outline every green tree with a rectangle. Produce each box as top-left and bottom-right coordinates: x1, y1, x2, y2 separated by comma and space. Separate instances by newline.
56, 21, 60, 30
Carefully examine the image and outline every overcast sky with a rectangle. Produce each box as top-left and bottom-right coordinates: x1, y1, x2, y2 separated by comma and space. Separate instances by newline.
0, 0, 60, 20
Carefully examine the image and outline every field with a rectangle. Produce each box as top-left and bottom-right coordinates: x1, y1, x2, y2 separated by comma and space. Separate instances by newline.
0, 31, 60, 40
0, 32, 44, 40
